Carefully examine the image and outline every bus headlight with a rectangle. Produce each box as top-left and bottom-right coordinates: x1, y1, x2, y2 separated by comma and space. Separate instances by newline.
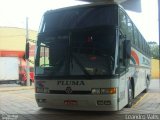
91, 88, 116, 95
91, 88, 101, 94
36, 87, 44, 93
101, 88, 116, 94
44, 88, 49, 93
36, 87, 49, 93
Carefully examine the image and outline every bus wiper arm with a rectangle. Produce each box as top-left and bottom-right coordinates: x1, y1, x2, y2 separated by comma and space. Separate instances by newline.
72, 54, 91, 79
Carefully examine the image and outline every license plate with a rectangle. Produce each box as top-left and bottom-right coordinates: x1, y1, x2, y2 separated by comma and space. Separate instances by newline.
64, 100, 78, 105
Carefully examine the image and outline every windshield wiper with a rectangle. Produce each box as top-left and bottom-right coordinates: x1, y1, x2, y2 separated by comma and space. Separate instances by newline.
72, 53, 92, 79
94, 48, 114, 73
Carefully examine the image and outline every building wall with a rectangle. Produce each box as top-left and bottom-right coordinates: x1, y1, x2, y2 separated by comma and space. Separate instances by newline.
0, 27, 37, 51
0, 27, 37, 67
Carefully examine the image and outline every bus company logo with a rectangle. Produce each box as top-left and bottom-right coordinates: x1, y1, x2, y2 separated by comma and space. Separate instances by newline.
57, 81, 85, 86
65, 87, 72, 94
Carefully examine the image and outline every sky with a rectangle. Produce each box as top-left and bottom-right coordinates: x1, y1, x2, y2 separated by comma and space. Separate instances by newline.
126, 0, 159, 44
0, 0, 159, 44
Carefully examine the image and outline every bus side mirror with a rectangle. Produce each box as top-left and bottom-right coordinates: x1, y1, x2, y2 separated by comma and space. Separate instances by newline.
25, 42, 30, 59
123, 40, 131, 59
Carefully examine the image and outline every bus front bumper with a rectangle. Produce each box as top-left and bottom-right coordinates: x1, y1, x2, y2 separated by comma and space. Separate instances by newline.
35, 93, 119, 111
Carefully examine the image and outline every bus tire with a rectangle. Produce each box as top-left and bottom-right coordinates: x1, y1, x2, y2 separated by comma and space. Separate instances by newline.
126, 85, 133, 108
143, 77, 150, 93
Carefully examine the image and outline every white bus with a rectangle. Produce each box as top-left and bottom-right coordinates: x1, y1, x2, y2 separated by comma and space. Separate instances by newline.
34, 3, 151, 111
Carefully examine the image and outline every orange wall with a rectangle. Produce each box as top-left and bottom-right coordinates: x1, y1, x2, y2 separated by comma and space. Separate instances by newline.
0, 27, 37, 66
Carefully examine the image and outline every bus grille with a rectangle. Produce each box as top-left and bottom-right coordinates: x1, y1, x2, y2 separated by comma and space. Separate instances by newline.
49, 90, 91, 94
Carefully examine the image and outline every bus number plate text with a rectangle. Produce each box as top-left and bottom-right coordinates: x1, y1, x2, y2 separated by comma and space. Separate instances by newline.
64, 100, 78, 105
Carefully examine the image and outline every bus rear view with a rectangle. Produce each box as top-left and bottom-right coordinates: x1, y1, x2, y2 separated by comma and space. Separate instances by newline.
35, 3, 151, 111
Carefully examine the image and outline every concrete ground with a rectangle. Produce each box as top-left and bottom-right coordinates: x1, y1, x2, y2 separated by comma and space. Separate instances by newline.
0, 79, 160, 120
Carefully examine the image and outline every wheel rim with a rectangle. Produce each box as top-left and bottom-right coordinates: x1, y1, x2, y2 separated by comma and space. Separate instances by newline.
128, 88, 133, 107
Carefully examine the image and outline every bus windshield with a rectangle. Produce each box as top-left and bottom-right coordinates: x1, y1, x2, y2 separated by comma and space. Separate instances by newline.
35, 5, 117, 79
35, 27, 116, 79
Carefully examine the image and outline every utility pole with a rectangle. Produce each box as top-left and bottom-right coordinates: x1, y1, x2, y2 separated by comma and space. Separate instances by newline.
26, 17, 30, 86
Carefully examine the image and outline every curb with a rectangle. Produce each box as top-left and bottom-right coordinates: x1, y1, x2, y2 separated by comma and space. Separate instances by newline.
0, 86, 34, 92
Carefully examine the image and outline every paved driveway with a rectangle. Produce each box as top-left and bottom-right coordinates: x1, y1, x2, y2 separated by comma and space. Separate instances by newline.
0, 80, 160, 120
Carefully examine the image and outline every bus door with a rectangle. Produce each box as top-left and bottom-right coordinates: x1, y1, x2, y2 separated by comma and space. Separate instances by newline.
117, 32, 130, 109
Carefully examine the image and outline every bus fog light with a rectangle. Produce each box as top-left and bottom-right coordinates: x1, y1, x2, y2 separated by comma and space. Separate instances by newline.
104, 100, 111, 105
91, 88, 101, 94
97, 100, 111, 105
97, 100, 103, 105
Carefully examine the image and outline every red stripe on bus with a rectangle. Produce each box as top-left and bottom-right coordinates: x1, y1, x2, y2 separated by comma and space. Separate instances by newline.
131, 50, 139, 65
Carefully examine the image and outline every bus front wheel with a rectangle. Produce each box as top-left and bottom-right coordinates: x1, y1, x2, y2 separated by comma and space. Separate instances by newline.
143, 77, 150, 93
126, 86, 133, 108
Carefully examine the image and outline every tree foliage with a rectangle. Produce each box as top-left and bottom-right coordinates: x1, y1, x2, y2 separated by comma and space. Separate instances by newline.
148, 41, 159, 59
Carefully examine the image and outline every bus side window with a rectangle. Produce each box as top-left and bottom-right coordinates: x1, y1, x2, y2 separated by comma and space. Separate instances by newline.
142, 38, 145, 52
127, 18, 134, 44
119, 9, 127, 35
119, 32, 125, 68
119, 10, 128, 67
133, 26, 139, 47
139, 35, 143, 50
39, 45, 50, 67
115, 31, 127, 74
